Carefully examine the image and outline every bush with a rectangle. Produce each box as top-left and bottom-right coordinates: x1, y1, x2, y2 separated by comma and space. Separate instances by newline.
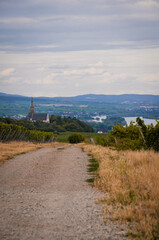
95, 118, 159, 151
68, 133, 85, 144
116, 138, 144, 151
95, 135, 115, 147
145, 122, 159, 152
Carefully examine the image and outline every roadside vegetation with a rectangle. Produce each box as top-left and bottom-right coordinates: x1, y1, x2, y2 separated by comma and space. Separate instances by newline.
77, 117, 159, 239
80, 143, 159, 240
94, 117, 159, 152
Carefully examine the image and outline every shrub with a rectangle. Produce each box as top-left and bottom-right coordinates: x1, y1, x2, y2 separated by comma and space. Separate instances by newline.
68, 133, 85, 144
95, 118, 159, 151
95, 135, 115, 147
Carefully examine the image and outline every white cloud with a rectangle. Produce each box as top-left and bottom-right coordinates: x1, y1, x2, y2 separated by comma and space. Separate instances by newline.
85, 68, 104, 75
62, 67, 104, 76
2, 77, 21, 83
0, 48, 159, 96
142, 73, 159, 82
75, 82, 80, 88
89, 61, 104, 67
136, 0, 159, 7
63, 70, 79, 76
100, 72, 128, 84
0, 68, 15, 76
25, 73, 58, 85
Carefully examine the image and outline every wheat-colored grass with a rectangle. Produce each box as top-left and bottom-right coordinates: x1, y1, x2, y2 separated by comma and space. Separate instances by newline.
79, 143, 159, 239
0, 141, 69, 163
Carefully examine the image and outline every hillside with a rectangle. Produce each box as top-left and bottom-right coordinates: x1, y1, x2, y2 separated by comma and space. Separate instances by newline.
1, 92, 159, 105
0, 116, 94, 133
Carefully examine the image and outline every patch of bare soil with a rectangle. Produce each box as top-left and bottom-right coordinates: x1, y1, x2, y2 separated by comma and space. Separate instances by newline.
0, 146, 126, 240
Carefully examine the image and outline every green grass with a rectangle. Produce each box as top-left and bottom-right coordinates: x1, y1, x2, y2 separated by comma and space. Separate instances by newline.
57, 131, 107, 143
57, 147, 65, 150
86, 155, 99, 184
86, 178, 95, 183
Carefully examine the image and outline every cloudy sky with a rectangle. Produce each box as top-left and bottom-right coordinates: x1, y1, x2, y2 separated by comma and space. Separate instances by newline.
0, 0, 159, 97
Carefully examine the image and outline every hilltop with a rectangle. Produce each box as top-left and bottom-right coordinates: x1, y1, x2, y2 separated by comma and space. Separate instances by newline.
1, 92, 159, 105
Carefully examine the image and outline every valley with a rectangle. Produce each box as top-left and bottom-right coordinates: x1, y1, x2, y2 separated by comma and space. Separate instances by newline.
0, 93, 159, 120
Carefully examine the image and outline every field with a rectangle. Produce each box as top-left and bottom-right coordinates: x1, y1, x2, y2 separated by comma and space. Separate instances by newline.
80, 143, 159, 239
57, 131, 107, 142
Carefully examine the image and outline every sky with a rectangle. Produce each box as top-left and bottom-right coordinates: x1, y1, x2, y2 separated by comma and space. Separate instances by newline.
0, 0, 159, 97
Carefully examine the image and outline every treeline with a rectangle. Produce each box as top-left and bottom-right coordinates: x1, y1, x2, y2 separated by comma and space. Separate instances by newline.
89, 116, 126, 132
95, 117, 159, 152
0, 122, 56, 143
0, 115, 93, 133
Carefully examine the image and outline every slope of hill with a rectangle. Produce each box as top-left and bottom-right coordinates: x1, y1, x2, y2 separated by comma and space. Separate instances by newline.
1, 92, 159, 105
0, 116, 94, 133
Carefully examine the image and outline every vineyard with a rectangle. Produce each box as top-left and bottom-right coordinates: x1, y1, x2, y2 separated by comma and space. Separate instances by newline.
0, 122, 56, 143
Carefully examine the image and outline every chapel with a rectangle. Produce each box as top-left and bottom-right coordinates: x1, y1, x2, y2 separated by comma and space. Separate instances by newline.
26, 97, 50, 123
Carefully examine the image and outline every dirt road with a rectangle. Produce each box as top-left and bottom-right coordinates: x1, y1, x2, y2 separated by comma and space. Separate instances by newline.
0, 146, 126, 240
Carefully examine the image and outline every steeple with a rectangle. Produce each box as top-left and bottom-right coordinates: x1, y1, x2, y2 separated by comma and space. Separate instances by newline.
30, 97, 35, 114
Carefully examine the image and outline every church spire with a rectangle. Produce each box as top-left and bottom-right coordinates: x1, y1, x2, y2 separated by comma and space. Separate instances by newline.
30, 97, 35, 114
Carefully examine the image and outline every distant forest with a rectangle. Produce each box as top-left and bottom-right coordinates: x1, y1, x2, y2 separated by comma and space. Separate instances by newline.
0, 116, 93, 133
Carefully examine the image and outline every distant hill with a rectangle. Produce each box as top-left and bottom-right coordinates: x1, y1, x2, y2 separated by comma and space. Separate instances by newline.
0, 92, 27, 98
0, 92, 159, 105
52, 94, 159, 105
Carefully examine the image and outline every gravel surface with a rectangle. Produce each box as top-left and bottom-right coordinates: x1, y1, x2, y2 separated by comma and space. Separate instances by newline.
0, 146, 126, 240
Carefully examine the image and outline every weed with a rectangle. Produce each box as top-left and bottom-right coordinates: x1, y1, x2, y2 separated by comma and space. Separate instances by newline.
86, 156, 99, 184
57, 147, 64, 150
126, 231, 140, 238
86, 178, 94, 183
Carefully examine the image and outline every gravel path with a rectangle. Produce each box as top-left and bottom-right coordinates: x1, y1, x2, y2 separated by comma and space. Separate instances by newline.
0, 146, 126, 240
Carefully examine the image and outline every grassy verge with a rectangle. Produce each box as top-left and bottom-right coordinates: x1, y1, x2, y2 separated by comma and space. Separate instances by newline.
0, 141, 68, 163
80, 143, 159, 239
86, 154, 99, 183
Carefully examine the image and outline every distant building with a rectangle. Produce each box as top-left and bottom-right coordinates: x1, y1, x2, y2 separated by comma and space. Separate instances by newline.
26, 97, 50, 123
97, 131, 103, 134
97, 128, 108, 133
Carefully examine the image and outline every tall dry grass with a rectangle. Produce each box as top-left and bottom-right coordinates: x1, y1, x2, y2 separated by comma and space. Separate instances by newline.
0, 141, 68, 163
81, 143, 159, 239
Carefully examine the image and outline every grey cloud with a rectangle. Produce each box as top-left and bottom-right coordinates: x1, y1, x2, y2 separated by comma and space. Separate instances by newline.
0, 0, 159, 96
0, 0, 159, 53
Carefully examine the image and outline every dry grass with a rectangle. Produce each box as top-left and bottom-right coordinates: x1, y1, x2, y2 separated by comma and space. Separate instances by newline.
0, 141, 69, 163
79, 143, 159, 239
